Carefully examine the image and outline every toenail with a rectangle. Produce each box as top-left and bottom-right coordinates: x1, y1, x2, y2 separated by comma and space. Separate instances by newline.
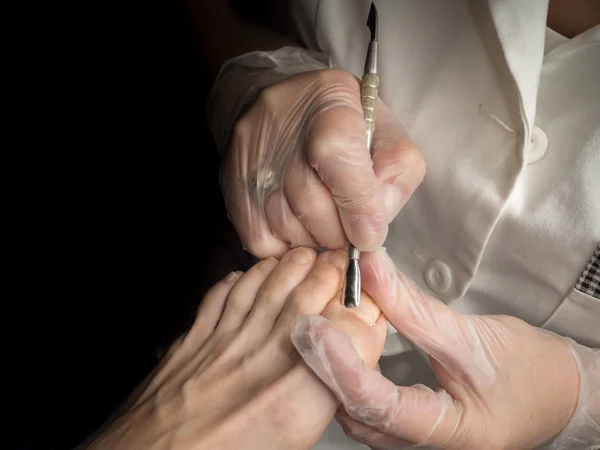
260, 257, 278, 273
224, 271, 239, 283
344, 308, 376, 327
290, 247, 313, 265
330, 252, 348, 271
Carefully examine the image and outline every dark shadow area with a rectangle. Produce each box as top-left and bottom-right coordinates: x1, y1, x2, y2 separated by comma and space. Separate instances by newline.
10, 1, 250, 448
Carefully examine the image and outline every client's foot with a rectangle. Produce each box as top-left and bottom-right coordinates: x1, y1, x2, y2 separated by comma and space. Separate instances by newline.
87, 249, 386, 450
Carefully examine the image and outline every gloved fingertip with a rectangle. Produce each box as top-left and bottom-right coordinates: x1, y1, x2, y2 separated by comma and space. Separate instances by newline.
351, 220, 388, 251
291, 314, 326, 356
292, 314, 363, 378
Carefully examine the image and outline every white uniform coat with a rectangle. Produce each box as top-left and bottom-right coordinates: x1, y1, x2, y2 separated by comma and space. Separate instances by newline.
287, 0, 600, 448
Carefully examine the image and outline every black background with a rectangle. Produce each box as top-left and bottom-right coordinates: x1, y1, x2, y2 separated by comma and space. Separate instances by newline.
9, 1, 256, 448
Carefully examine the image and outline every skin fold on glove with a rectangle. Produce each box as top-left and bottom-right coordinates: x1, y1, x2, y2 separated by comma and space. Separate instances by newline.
291, 248, 599, 450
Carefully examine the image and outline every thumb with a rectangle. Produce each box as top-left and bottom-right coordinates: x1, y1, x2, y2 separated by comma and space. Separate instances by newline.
359, 249, 496, 383
291, 315, 462, 446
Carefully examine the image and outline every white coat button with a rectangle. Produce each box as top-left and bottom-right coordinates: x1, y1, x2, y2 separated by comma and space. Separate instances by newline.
526, 126, 548, 164
424, 260, 452, 295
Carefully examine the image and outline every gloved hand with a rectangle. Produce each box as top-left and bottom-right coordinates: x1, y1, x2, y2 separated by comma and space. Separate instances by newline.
291, 248, 600, 450
207, 47, 425, 258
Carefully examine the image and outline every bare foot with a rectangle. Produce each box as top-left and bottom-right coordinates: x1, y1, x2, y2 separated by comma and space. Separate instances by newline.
86, 248, 386, 450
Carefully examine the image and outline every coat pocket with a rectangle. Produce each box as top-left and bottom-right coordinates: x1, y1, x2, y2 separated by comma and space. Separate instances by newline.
541, 288, 600, 348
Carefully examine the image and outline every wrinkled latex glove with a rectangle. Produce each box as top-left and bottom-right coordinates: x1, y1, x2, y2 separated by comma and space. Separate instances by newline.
207, 47, 425, 258
292, 248, 600, 450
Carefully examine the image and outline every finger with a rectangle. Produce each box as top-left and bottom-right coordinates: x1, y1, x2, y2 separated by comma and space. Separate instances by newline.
216, 257, 278, 333
264, 189, 319, 248
336, 408, 411, 449
223, 129, 290, 259
283, 155, 347, 250
306, 103, 388, 251
292, 315, 462, 446
371, 103, 426, 222
359, 249, 498, 383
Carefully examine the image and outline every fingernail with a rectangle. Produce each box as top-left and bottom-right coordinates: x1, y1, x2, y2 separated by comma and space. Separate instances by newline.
290, 247, 313, 265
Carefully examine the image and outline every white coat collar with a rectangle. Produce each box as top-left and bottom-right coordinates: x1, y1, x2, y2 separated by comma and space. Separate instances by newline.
486, 0, 549, 139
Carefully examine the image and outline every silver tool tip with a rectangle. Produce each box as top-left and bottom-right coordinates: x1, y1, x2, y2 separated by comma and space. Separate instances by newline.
343, 259, 361, 308
367, 2, 378, 42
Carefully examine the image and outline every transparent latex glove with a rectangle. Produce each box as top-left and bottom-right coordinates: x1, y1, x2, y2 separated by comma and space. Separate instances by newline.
207, 47, 425, 258
291, 248, 600, 450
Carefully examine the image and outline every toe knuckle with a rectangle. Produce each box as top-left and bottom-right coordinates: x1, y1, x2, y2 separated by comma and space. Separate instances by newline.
180, 377, 199, 406
166, 336, 184, 359
224, 301, 245, 321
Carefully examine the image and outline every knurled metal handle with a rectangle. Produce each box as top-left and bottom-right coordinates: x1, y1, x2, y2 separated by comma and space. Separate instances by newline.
361, 73, 379, 134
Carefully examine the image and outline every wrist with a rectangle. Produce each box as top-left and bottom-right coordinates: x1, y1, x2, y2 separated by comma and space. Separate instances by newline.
546, 339, 600, 450
557, 339, 581, 434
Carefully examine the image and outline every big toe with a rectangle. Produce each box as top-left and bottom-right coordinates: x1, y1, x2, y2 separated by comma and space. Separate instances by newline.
320, 290, 387, 368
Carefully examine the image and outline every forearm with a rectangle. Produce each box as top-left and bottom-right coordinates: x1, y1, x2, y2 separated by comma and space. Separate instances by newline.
185, 0, 301, 78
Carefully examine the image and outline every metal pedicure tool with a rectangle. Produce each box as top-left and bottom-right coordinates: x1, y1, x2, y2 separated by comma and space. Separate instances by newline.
344, 2, 379, 308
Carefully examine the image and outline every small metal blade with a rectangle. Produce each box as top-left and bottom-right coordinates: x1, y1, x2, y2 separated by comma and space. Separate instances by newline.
367, 2, 378, 42
343, 258, 361, 308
